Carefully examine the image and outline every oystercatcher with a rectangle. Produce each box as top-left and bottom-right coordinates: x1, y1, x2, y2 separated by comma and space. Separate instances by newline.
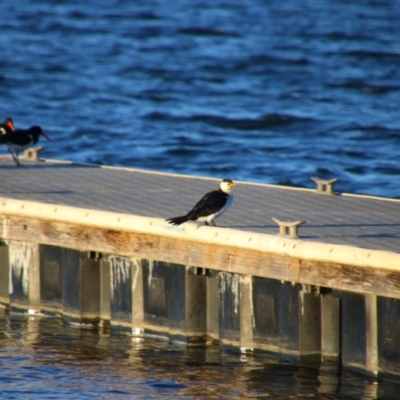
0, 126, 51, 166
0, 117, 15, 134
166, 179, 236, 227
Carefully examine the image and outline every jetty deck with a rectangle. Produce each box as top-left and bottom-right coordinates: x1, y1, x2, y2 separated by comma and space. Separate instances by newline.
0, 158, 398, 253
1, 156, 400, 377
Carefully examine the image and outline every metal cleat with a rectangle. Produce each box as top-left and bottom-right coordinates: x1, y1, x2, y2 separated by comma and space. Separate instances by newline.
272, 217, 306, 239
23, 146, 43, 162
311, 176, 339, 195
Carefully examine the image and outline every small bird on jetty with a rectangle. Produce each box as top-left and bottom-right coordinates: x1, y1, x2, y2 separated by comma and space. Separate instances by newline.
0, 126, 51, 166
0, 117, 15, 134
166, 179, 236, 227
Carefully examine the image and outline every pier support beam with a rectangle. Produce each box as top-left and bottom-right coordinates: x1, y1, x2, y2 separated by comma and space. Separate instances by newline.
321, 293, 340, 359
0, 242, 10, 305
109, 255, 133, 332
9, 241, 40, 312
40, 245, 62, 312
108, 256, 145, 335
377, 296, 400, 375
240, 275, 254, 352
40, 245, 101, 322
207, 270, 220, 342
109, 258, 208, 341
132, 258, 144, 336
61, 249, 100, 324
186, 267, 207, 343
219, 272, 241, 346
142, 260, 208, 342
300, 290, 321, 358
142, 259, 170, 338
334, 290, 378, 374
252, 277, 303, 360
365, 294, 378, 375
99, 259, 111, 325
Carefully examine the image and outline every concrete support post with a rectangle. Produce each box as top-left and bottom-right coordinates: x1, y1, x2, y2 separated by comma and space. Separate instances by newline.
334, 290, 367, 371
0, 243, 10, 305
61, 249, 100, 324
39, 245, 62, 312
28, 244, 40, 309
252, 277, 280, 353
300, 292, 321, 356
9, 241, 40, 312
219, 272, 241, 346
99, 259, 111, 325
321, 294, 340, 359
185, 268, 207, 342
143, 259, 166, 334
278, 282, 302, 361
365, 294, 378, 375
109, 255, 132, 332
377, 296, 400, 375
165, 262, 186, 342
79, 257, 101, 320
206, 270, 219, 342
240, 275, 254, 352
132, 258, 144, 336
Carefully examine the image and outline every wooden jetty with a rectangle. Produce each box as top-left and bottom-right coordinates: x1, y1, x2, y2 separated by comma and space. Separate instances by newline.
1, 154, 400, 376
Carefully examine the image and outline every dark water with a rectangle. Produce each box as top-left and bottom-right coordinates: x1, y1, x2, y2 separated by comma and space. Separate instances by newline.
2, 309, 400, 400
1, 0, 400, 198
2, 1, 400, 397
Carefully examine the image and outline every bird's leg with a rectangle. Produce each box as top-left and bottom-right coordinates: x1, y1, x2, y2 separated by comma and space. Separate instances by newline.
208, 220, 217, 227
8, 148, 20, 166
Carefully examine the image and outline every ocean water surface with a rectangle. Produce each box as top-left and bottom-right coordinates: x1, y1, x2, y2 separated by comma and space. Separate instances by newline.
1, 0, 400, 197
2, 310, 400, 400
1, 0, 400, 398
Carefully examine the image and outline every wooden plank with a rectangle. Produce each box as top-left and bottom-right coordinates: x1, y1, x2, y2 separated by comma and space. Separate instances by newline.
2, 214, 400, 299
300, 260, 400, 300
1, 215, 299, 280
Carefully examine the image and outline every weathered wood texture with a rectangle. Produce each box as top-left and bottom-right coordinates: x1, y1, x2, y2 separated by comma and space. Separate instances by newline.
2, 214, 400, 300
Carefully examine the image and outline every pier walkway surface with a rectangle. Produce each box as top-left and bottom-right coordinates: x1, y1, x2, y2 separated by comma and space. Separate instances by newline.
0, 157, 398, 254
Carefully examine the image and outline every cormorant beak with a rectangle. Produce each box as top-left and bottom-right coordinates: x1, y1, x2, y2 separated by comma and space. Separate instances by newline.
41, 131, 51, 141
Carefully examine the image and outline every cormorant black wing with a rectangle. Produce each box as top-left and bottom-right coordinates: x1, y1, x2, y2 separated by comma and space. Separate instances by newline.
187, 190, 228, 219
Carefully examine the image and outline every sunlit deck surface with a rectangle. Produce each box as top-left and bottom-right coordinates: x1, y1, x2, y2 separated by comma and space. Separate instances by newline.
0, 158, 398, 254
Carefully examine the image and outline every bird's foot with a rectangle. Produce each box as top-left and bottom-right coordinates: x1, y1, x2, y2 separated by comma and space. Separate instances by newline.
206, 221, 217, 227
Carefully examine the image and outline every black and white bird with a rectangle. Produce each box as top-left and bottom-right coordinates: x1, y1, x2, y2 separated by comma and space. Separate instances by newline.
166, 179, 236, 227
0, 125, 51, 166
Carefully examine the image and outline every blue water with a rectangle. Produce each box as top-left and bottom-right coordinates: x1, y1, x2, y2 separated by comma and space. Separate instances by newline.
1, 0, 400, 198
2, 310, 400, 400
2, 1, 400, 397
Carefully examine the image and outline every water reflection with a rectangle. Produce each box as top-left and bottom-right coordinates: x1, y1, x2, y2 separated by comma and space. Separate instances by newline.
0, 309, 399, 399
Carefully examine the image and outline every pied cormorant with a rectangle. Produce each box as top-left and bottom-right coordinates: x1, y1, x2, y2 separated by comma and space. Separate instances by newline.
166, 179, 236, 227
